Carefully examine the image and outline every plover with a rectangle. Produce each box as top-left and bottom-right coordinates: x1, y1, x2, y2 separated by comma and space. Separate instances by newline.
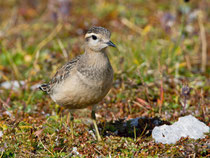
39, 26, 116, 141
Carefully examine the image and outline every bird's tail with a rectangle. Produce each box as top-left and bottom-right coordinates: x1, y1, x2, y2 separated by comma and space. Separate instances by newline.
39, 84, 50, 93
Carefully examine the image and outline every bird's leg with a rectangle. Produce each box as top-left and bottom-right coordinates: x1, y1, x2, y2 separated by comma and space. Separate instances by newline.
69, 110, 74, 139
91, 105, 102, 141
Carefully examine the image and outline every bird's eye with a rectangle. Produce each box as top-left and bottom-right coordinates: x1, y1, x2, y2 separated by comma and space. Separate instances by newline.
92, 35, 97, 40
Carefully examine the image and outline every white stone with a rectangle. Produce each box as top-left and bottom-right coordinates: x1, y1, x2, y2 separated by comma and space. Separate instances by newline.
1, 80, 25, 91
1, 80, 41, 91
152, 115, 209, 144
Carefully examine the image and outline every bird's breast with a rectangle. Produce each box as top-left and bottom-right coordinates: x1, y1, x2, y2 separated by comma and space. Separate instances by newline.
50, 67, 113, 109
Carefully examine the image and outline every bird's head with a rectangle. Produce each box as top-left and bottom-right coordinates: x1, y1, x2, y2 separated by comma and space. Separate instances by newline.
84, 26, 116, 52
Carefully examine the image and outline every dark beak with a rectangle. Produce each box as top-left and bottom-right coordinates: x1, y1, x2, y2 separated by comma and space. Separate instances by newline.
107, 41, 116, 47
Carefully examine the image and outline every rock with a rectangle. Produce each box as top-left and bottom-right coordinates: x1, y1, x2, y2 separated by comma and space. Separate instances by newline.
1, 80, 25, 91
152, 115, 209, 144
1, 80, 41, 91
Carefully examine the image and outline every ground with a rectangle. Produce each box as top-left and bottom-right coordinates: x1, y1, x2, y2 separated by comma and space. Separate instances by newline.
0, 0, 209, 157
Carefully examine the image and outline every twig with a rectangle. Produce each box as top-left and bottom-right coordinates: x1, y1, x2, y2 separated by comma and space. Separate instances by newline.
157, 56, 164, 115
0, 150, 4, 158
57, 39, 69, 61
136, 98, 152, 109
94, 148, 105, 157
6, 85, 13, 105
33, 23, 63, 68
0, 7, 17, 38
198, 11, 207, 72
121, 18, 143, 35
0, 71, 9, 81
137, 123, 148, 142
38, 136, 54, 156
133, 101, 148, 110
0, 98, 10, 110
63, 152, 73, 158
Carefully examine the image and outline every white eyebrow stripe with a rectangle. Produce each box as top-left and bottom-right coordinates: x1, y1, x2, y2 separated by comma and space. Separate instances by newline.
85, 33, 97, 38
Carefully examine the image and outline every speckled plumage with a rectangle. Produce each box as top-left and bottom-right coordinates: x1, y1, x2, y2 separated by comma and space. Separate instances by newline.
39, 26, 115, 110
40, 55, 81, 94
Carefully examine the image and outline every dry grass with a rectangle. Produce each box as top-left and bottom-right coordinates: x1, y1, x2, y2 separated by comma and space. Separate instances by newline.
0, 0, 209, 157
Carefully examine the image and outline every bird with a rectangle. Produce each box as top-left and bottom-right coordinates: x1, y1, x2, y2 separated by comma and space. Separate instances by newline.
39, 26, 116, 141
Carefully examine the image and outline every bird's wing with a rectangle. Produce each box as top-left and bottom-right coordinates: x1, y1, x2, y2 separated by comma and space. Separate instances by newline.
39, 55, 81, 94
